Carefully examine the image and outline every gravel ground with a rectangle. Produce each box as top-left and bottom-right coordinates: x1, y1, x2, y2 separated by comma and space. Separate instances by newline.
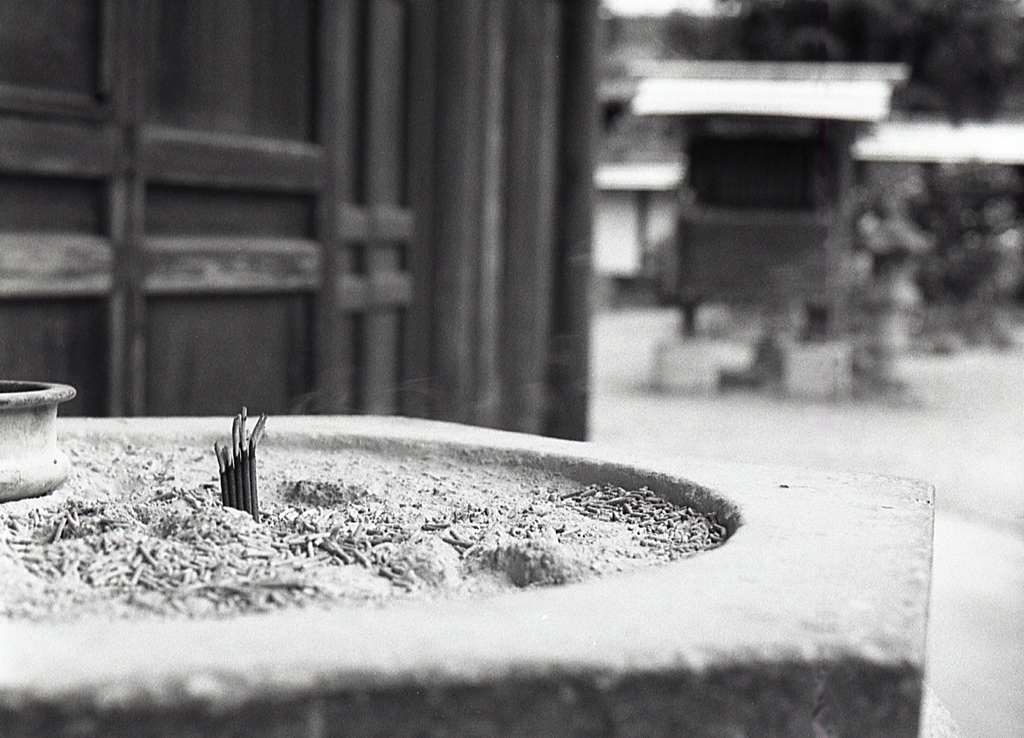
589, 306, 1024, 738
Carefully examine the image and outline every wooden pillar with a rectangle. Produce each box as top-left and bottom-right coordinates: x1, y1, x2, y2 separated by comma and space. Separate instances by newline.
431, 0, 487, 423
362, 0, 409, 414
671, 122, 696, 337
501, 1, 561, 434
546, 0, 597, 441
108, 0, 151, 416
637, 189, 651, 269
475, 1, 508, 428
825, 120, 857, 339
314, 2, 362, 414
403, 0, 439, 420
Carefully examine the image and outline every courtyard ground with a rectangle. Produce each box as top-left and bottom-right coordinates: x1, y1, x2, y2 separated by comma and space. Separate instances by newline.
589, 307, 1024, 738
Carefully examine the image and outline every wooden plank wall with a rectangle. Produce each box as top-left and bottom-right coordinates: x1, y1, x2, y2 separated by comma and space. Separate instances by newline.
316, 0, 416, 416
409, 0, 595, 439
424, 0, 597, 441
0, 0, 595, 439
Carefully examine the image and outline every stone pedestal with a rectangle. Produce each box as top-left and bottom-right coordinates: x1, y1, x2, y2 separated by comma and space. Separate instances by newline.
650, 337, 721, 394
784, 341, 854, 400
0, 417, 936, 737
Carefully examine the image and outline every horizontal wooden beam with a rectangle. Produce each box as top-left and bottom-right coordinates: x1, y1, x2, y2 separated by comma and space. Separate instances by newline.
144, 237, 322, 294
0, 83, 107, 121
0, 117, 120, 178
337, 204, 415, 243
0, 234, 113, 297
143, 127, 326, 192
336, 271, 413, 311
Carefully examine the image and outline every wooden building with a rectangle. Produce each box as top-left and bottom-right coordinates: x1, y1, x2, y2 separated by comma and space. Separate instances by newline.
631, 61, 907, 338
593, 162, 681, 296
0, 1, 596, 440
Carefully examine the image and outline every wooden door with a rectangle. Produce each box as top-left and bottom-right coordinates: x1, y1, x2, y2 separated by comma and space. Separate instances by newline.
0, 0, 114, 416
0, 0, 595, 437
0, 0, 417, 417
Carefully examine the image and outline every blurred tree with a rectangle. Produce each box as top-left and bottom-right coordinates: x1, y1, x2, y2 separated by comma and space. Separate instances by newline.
663, 0, 1024, 120
915, 163, 1024, 304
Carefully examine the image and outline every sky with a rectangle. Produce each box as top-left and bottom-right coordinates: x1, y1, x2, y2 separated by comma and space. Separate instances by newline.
602, 0, 720, 16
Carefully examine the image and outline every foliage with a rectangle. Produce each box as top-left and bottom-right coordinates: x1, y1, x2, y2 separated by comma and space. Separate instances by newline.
912, 163, 1024, 304
852, 163, 1024, 304
663, 0, 1024, 120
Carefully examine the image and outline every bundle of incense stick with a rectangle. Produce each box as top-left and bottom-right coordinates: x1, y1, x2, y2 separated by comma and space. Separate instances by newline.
215, 408, 267, 522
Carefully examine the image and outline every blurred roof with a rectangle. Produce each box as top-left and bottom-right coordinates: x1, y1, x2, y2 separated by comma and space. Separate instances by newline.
854, 120, 1024, 165
595, 162, 684, 190
602, 0, 718, 16
630, 61, 909, 122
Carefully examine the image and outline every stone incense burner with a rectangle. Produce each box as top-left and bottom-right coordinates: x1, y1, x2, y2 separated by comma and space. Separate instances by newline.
0, 381, 76, 502
0, 416, 936, 737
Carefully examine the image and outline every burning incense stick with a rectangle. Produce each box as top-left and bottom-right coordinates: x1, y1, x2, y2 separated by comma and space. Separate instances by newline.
216, 409, 268, 521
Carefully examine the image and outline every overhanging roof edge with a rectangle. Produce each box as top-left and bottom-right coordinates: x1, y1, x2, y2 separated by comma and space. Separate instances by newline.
628, 60, 911, 83
631, 77, 897, 122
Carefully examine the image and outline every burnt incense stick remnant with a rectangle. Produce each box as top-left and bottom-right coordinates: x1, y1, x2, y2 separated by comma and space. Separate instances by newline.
214, 442, 230, 507
248, 413, 267, 523
215, 408, 267, 521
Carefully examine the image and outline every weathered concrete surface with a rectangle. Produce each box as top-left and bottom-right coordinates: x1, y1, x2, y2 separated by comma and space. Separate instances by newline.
591, 307, 1023, 738
0, 382, 76, 501
925, 514, 1024, 738
921, 686, 963, 738
0, 416, 932, 737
